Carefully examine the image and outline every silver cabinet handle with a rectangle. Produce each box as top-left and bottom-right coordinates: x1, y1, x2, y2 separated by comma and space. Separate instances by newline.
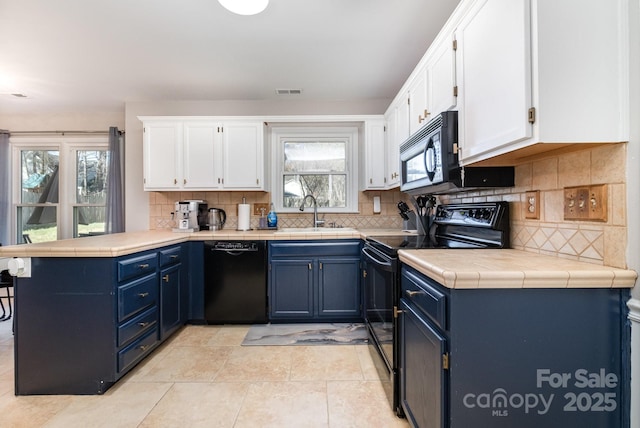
405, 290, 423, 297
138, 322, 149, 327
138, 292, 149, 298
138, 263, 149, 269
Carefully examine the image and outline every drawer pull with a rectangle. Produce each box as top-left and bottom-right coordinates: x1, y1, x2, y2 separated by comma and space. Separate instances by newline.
170, 255, 178, 259
138, 292, 149, 298
162, 274, 169, 282
139, 344, 150, 352
138, 322, 149, 327
405, 290, 423, 297
138, 263, 150, 269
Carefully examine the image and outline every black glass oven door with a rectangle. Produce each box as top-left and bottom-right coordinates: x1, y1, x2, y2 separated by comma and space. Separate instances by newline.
362, 245, 396, 371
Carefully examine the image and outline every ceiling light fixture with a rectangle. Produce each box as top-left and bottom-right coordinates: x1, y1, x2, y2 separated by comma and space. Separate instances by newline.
218, 0, 269, 16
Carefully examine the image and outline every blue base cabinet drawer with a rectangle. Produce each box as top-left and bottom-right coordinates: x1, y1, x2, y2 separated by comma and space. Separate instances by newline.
117, 306, 158, 347
117, 273, 158, 322
117, 327, 158, 374
117, 253, 157, 282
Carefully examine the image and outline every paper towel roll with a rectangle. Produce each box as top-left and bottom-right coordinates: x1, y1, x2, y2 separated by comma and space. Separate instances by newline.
237, 204, 251, 230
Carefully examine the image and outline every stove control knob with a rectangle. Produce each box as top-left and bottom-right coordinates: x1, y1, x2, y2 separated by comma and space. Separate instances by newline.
482, 209, 492, 220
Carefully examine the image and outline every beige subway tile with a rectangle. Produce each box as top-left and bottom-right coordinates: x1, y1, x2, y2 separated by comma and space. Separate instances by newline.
514, 163, 532, 189
604, 226, 627, 268
558, 149, 590, 188
543, 190, 564, 222
532, 158, 558, 190
610, 183, 626, 226
591, 143, 626, 184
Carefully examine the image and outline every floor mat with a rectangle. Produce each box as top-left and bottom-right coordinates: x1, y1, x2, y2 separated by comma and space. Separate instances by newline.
241, 323, 368, 346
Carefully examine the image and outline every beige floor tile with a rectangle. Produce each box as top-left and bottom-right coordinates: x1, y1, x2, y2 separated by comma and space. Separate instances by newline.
327, 381, 409, 427
41, 382, 171, 428
206, 325, 250, 346
139, 382, 249, 428
355, 345, 384, 381
234, 381, 329, 428
168, 324, 222, 346
128, 345, 233, 382
290, 345, 364, 381
0, 394, 74, 428
214, 346, 293, 382
0, 369, 14, 396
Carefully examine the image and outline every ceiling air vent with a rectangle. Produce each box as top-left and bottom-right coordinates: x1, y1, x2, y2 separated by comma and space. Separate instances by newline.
276, 88, 303, 95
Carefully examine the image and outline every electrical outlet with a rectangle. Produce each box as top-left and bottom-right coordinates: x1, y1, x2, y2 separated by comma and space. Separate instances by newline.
564, 185, 607, 221
253, 203, 269, 216
524, 191, 540, 219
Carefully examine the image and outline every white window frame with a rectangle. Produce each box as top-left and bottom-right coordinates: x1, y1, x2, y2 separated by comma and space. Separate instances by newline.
11, 136, 108, 243
270, 126, 359, 213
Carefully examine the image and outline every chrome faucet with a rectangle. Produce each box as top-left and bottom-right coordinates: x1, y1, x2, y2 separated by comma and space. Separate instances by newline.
299, 195, 324, 228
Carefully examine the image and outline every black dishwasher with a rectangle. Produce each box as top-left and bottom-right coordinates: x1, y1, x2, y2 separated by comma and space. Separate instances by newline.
204, 241, 268, 324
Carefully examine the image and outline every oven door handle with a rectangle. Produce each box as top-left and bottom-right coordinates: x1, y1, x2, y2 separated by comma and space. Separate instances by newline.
362, 247, 395, 272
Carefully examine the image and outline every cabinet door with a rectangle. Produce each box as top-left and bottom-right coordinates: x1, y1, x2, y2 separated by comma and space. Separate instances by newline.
317, 257, 361, 319
427, 33, 457, 119
183, 122, 221, 189
400, 300, 447, 428
269, 259, 314, 319
160, 263, 182, 339
384, 107, 401, 188
221, 122, 264, 189
362, 120, 387, 190
408, 67, 429, 135
143, 121, 182, 189
456, 0, 532, 163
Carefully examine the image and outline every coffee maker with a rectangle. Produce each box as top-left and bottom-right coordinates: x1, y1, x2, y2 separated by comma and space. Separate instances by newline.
172, 200, 208, 232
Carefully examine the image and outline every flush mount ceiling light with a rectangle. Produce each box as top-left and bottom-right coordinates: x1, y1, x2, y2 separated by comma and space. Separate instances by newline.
218, 0, 269, 15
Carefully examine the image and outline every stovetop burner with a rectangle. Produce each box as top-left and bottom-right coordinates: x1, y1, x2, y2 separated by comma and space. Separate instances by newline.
366, 201, 510, 256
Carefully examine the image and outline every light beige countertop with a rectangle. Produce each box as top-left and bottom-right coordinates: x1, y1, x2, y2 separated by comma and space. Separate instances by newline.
399, 249, 637, 289
0, 228, 410, 258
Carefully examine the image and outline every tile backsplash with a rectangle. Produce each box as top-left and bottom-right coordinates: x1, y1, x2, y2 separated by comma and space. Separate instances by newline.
149, 189, 407, 231
148, 143, 628, 268
440, 143, 628, 268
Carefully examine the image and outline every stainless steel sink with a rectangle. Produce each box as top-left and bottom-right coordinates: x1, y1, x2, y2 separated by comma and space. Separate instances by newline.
274, 227, 356, 234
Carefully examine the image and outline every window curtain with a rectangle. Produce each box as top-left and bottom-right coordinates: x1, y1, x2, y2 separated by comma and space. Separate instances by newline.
0, 131, 9, 245
105, 127, 124, 233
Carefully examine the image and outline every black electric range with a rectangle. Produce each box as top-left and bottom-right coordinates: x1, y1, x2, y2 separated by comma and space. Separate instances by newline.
366, 201, 510, 256
361, 201, 510, 416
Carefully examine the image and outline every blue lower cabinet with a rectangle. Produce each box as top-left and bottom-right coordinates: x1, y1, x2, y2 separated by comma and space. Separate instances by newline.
270, 259, 314, 319
160, 263, 182, 338
399, 265, 631, 428
14, 244, 187, 395
268, 240, 362, 322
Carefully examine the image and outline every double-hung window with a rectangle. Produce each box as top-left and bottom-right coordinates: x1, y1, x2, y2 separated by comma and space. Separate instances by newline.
271, 126, 359, 213
12, 137, 109, 243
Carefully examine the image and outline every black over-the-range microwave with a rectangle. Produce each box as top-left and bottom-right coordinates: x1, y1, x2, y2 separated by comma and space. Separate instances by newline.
399, 111, 514, 195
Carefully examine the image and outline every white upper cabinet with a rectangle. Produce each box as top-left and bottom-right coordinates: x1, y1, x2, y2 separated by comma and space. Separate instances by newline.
183, 121, 221, 189
384, 105, 402, 189
360, 119, 387, 190
456, 0, 532, 164
140, 117, 265, 191
456, 0, 629, 165
407, 66, 429, 136
220, 122, 264, 189
427, 33, 458, 120
142, 120, 183, 190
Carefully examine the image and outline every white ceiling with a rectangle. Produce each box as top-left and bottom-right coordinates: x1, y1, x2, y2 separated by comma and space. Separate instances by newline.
0, 0, 460, 115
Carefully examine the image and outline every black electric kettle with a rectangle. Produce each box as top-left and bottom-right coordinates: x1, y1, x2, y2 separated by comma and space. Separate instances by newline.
208, 208, 226, 230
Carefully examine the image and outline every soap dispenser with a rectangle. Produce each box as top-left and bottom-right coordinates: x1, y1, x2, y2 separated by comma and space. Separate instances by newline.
267, 202, 278, 228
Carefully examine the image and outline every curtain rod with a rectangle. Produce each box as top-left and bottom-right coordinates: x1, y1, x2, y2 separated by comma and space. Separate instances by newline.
8, 130, 124, 136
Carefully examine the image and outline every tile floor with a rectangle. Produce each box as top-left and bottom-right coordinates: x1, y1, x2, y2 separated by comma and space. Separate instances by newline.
0, 318, 409, 427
